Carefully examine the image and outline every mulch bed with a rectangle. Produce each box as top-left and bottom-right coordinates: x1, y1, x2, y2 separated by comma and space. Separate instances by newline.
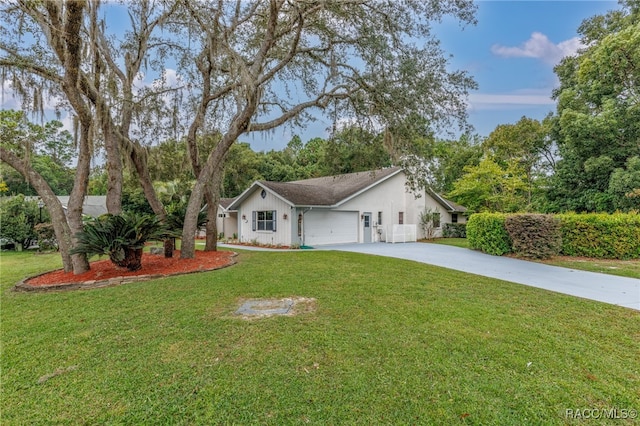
17, 250, 237, 291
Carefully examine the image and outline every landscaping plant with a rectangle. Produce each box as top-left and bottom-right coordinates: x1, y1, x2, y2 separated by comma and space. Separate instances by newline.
71, 213, 174, 271
466, 212, 512, 255
504, 214, 562, 259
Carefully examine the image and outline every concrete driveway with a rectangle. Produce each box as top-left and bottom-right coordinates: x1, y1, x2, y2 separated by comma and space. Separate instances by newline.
317, 242, 640, 311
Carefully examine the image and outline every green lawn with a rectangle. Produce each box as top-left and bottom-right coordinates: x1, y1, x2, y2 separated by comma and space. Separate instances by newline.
1, 250, 639, 424
425, 238, 640, 279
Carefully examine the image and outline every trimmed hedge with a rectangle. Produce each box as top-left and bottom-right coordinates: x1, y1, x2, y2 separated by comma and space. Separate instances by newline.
466, 213, 512, 256
504, 214, 562, 259
558, 212, 640, 260
443, 223, 467, 238
467, 211, 640, 259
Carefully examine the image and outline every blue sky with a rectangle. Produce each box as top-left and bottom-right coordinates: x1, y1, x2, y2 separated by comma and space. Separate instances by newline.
452, 0, 620, 137
250, 0, 622, 151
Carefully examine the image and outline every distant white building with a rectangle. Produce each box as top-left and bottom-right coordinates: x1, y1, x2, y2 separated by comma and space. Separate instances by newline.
56, 196, 108, 217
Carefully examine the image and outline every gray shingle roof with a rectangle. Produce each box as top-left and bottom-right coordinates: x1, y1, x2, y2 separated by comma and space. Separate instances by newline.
228, 166, 467, 213
261, 167, 402, 206
426, 189, 467, 213
219, 197, 236, 209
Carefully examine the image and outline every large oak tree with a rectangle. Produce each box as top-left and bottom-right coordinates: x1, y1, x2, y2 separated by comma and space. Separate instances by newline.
174, 0, 478, 258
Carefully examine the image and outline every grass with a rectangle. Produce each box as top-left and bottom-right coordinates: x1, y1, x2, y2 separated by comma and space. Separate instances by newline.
1, 249, 639, 424
422, 237, 471, 249
537, 257, 640, 280
425, 238, 640, 279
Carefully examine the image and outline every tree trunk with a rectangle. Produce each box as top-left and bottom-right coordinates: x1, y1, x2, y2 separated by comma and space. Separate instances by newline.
181, 86, 257, 258
58, 0, 92, 274
181, 154, 226, 258
164, 238, 174, 258
112, 247, 143, 271
181, 132, 245, 258
203, 180, 220, 251
204, 207, 218, 251
130, 143, 166, 221
0, 148, 79, 272
65, 124, 92, 274
125, 247, 143, 271
104, 126, 123, 214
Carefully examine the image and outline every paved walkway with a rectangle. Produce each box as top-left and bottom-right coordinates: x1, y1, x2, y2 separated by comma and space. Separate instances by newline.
316, 243, 640, 311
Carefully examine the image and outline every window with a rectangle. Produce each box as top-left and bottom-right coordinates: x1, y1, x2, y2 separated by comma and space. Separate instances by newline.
218, 213, 225, 218
451, 213, 458, 224
398, 212, 404, 225
432, 212, 441, 228
252, 210, 277, 231
377, 211, 382, 226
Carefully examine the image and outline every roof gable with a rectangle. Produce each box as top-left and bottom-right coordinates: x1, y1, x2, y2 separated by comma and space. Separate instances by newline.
426, 189, 467, 213
218, 197, 237, 210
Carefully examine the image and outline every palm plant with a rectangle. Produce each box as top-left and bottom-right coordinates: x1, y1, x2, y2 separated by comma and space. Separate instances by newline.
71, 213, 176, 271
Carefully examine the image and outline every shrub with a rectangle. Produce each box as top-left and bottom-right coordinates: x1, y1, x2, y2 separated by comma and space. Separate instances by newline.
34, 223, 58, 251
419, 208, 440, 239
0, 195, 38, 249
71, 213, 174, 271
504, 214, 562, 259
466, 213, 511, 256
558, 212, 640, 259
443, 223, 467, 238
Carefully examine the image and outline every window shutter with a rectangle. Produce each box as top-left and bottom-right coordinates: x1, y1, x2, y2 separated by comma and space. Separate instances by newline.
252, 211, 256, 231
272, 210, 277, 232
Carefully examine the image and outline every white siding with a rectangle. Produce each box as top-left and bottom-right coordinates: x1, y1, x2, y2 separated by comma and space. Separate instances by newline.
420, 197, 467, 238
337, 172, 414, 242
336, 172, 463, 240
216, 209, 238, 239
237, 188, 293, 246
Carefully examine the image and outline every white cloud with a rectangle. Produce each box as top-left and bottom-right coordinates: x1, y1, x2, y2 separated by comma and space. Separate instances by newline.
467, 91, 555, 111
491, 32, 583, 65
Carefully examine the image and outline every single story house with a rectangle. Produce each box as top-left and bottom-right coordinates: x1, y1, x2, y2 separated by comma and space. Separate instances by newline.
225, 167, 466, 246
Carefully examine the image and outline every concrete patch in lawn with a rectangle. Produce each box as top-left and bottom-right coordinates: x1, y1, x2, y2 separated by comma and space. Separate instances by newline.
235, 297, 316, 319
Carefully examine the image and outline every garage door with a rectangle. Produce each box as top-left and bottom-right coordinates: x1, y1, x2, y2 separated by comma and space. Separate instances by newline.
304, 210, 358, 245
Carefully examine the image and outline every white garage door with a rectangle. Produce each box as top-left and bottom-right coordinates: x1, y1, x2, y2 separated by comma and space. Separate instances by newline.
304, 210, 358, 245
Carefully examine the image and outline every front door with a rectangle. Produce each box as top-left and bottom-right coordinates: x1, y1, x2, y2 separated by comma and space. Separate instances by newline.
363, 212, 372, 243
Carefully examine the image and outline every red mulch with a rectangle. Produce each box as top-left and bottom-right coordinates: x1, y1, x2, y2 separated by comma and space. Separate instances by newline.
26, 250, 236, 286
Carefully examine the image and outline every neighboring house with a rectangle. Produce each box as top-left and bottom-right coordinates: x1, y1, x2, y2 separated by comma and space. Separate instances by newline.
56, 196, 108, 217
25, 195, 108, 218
226, 167, 466, 246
